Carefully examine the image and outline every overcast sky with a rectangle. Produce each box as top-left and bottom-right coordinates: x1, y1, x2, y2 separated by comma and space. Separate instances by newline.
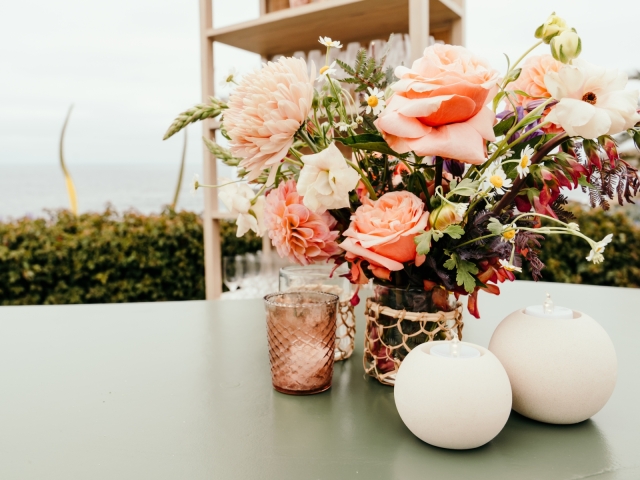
1, 0, 638, 169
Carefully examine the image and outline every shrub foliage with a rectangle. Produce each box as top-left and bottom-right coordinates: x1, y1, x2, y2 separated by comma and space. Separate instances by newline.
0, 206, 636, 306
0, 209, 261, 305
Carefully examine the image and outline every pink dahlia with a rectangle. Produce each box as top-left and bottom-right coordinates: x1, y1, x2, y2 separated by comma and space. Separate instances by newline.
264, 180, 341, 265
224, 57, 314, 182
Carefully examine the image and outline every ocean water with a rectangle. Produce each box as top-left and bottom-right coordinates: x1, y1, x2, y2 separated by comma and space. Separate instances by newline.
0, 162, 214, 220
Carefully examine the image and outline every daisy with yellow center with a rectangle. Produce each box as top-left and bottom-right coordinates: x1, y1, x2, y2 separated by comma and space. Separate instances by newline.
499, 259, 522, 272
318, 37, 343, 49
364, 87, 386, 115
516, 145, 534, 179
501, 225, 518, 243
317, 61, 337, 84
482, 164, 513, 195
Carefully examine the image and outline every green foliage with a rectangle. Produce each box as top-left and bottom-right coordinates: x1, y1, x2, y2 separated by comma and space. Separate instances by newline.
519, 206, 640, 287
0, 209, 261, 305
444, 252, 479, 293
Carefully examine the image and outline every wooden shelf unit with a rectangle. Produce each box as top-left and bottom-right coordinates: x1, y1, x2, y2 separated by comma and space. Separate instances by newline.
199, 0, 466, 299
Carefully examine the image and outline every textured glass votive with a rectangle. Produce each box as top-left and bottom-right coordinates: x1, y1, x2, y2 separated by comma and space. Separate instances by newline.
279, 264, 356, 361
264, 291, 339, 395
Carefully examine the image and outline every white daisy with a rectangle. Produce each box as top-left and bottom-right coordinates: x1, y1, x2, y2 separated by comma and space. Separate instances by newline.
335, 122, 349, 132
500, 224, 518, 243
499, 259, 522, 272
364, 87, 386, 115
219, 67, 238, 89
318, 37, 343, 49
481, 164, 513, 195
586, 234, 613, 264
317, 61, 337, 84
454, 202, 469, 218
516, 145, 534, 179
190, 174, 200, 196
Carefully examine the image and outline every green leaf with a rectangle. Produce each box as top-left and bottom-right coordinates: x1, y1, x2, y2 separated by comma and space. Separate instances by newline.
578, 174, 596, 189
334, 134, 403, 156
487, 218, 503, 236
493, 116, 515, 137
414, 230, 434, 255
448, 178, 479, 197
444, 252, 479, 293
443, 225, 464, 239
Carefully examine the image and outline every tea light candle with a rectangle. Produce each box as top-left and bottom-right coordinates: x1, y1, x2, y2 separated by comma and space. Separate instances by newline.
430, 335, 481, 359
524, 293, 573, 319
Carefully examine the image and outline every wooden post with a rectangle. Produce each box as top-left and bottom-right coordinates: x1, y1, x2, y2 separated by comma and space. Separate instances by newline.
200, 0, 222, 299
451, 0, 466, 46
409, 0, 430, 61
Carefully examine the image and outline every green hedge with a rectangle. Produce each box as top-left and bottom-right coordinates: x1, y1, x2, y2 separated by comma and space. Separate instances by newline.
0, 206, 637, 306
0, 209, 260, 305
518, 206, 640, 288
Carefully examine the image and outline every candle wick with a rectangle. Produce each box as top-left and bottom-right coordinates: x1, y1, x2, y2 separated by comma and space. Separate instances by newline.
543, 293, 554, 315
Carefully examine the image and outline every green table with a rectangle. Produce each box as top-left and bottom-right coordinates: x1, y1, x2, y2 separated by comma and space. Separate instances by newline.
1, 281, 639, 479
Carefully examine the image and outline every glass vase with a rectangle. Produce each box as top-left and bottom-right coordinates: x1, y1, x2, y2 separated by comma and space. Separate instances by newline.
279, 264, 356, 361
264, 291, 339, 395
364, 283, 463, 386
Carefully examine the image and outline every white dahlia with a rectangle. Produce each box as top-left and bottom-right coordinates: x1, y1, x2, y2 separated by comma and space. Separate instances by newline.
224, 57, 315, 183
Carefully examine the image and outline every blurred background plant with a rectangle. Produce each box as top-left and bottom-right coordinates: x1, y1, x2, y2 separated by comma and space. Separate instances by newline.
0, 204, 637, 306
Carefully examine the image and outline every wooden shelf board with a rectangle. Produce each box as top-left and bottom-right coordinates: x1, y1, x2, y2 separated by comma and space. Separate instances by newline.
207, 0, 461, 57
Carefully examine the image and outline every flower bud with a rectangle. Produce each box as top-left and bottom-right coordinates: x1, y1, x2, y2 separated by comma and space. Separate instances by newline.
429, 203, 463, 231
535, 12, 568, 43
550, 29, 582, 64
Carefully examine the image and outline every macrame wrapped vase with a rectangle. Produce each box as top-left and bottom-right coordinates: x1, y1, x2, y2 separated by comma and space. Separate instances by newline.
364, 283, 464, 386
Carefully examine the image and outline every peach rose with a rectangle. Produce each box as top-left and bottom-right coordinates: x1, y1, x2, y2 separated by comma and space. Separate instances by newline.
510, 54, 563, 108
375, 44, 500, 164
341, 191, 429, 279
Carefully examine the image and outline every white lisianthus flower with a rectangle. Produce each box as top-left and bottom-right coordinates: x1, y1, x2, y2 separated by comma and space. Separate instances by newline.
297, 142, 360, 213
586, 233, 613, 264
481, 164, 513, 195
535, 12, 568, 43
499, 259, 522, 272
516, 146, 534, 179
550, 29, 581, 64
544, 60, 640, 139
218, 178, 265, 237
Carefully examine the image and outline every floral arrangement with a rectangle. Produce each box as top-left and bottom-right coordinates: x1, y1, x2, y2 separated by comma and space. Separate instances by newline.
165, 14, 640, 316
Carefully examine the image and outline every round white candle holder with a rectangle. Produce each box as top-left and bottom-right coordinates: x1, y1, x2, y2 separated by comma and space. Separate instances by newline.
489, 302, 617, 425
394, 340, 512, 450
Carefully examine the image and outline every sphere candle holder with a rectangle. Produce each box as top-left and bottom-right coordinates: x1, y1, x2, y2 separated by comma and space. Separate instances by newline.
394, 337, 512, 450
489, 294, 617, 424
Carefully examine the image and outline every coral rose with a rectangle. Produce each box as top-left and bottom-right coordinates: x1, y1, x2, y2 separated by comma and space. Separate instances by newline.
510, 55, 563, 108
264, 179, 341, 265
225, 57, 314, 183
341, 191, 429, 279
375, 44, 500, 164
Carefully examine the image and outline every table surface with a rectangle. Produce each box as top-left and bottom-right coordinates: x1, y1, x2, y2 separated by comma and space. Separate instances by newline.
1, 281, 639, 480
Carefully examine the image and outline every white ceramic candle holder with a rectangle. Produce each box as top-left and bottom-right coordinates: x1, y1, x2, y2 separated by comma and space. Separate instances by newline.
489, 306, 617, 424
394, 340, 512, 450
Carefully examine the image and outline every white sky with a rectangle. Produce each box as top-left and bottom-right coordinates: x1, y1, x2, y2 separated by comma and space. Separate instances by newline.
1, 0, 638, 169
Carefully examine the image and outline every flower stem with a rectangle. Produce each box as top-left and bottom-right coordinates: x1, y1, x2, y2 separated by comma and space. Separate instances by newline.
297, 128, 319, 153
491, 132, 568, 214
346, 160, 378, 200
